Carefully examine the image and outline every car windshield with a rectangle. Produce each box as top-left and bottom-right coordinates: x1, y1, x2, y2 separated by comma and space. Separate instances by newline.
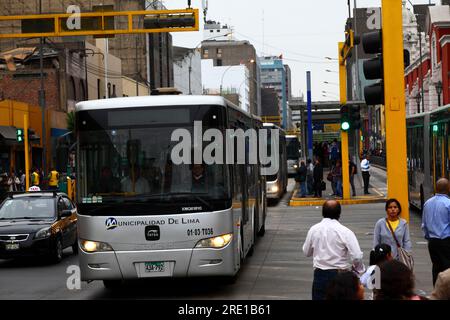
0, 198, 55, 220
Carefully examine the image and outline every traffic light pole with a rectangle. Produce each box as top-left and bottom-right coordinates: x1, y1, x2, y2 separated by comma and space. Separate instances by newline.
339, 42, 350, 200
24, 114, 30, 191
382, 0, 409, 221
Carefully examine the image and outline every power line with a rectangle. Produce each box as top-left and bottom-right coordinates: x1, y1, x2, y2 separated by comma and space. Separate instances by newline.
235, 30, 334, 61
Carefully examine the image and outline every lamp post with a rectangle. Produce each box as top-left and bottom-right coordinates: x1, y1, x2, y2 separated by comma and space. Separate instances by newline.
435, 80, 443, 107
415, 92, 421, 114
219, 65, 234, 96
187, 32, 232, 95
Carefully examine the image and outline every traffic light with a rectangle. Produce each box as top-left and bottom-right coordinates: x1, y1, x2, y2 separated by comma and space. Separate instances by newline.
349, 105, 361, 129
340, 105, 350, 131
16, 128, 23, 142
362, 30, 384, 105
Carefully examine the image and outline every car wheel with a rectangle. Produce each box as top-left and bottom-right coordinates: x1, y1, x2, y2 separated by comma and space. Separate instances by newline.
51, 237, 63, 264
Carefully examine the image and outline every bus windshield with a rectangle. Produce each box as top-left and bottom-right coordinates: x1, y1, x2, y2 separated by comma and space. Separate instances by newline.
77, 105, 231, 205
286, 137, 300, 160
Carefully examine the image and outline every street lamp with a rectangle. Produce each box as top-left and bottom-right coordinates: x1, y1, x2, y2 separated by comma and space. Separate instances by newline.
415, 92, 421, 114
435, 80, 443, 107
188, 32, 232, 95
220, 59, 256, 96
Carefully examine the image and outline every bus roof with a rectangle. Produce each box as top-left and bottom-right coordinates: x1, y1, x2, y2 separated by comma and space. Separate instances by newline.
75, 95, 228, 112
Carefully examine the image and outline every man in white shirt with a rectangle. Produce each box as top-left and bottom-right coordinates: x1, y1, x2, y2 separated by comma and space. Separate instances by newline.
360, 154, 371, 194
302, 200, 365, 300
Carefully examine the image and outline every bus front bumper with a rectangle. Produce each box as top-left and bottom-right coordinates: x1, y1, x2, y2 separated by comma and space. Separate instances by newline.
79, 241, 237, 281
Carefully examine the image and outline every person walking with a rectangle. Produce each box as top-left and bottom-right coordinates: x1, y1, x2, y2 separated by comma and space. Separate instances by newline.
31, 167, 40, 188
373, 198, 412, 262
313, 158, 324, 198
332, 160, 343, 197
19, 170, 25, 191
7, 172, 20, 192
360, 154, 371, 194
421, 178, 450, 286
302, 200, 365, 300
296, 161, 307, 197
47, 167, 60, 190
349, 158, 357, 197
306, 159, 314, 195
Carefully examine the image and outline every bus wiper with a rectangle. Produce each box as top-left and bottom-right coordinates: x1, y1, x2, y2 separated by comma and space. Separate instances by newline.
162, 192, 213, 211
133, 193, 213, 211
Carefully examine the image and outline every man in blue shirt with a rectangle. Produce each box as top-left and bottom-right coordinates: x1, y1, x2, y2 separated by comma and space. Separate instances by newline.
422, 178, 450, 286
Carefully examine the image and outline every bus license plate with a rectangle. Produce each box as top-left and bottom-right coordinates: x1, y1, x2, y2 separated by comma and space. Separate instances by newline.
5, 243, 19, 250
145, 262, 165, 272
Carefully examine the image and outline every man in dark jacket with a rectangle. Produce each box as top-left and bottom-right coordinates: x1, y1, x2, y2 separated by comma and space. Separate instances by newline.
313, 159, 324, 198
296, 161, 308, 197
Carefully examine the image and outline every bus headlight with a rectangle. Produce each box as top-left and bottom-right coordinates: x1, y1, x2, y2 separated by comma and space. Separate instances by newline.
195, 234, 233, 249
80, 239, 113, 253
293, 164, 298, 169
271, 185, 279, 193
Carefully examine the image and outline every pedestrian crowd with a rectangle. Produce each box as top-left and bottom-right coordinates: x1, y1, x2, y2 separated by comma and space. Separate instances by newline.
0, 167, 61, 200
295, 143, 362, 199
302, 178, 450, 300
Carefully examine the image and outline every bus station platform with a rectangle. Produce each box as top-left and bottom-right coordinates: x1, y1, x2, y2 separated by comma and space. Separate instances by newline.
289, 166, 388, 206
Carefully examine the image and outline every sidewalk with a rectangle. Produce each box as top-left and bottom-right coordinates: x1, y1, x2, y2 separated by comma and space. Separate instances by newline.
235, 182, 435, 299
290, 166, 387, 206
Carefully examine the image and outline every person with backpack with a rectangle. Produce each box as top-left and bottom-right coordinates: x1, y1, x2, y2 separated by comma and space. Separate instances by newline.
349, 158, 357, 197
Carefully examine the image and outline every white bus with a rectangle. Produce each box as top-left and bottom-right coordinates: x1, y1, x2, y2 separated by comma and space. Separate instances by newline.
263, 123, 287, 200
286, 135, 301, 175
75, 95, 267, 287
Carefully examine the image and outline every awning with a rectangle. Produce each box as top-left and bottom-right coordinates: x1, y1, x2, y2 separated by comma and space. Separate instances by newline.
0, 126, 17, 141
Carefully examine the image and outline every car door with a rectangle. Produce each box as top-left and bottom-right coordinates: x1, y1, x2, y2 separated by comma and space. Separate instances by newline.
56, 197, 70, 248
62, 197, 77, 246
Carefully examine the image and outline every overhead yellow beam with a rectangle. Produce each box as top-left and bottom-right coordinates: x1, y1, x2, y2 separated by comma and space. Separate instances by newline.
0, 9, 199, 38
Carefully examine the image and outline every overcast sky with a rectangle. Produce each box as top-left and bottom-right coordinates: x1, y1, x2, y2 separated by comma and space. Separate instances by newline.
162, 0, 440, 102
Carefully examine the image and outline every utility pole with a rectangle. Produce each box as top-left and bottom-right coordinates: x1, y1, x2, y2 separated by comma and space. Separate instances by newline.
306, 71, 313, 161
382, 0, 409, 221
38, 0, 46, 175
339, 42, 350, 200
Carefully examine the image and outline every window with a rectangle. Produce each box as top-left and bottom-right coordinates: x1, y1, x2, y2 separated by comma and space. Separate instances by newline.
203, 49, 209, 58
97, 79, 101, 99
216, 59, 222, 66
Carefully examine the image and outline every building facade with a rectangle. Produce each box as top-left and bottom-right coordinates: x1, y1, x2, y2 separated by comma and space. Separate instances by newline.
201, 21, 260, 115
260, 56, 292, 129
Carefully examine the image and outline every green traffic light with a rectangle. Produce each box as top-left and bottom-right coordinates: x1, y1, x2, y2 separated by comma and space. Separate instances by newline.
341, 121, 350, 131
433, 125, 438, 133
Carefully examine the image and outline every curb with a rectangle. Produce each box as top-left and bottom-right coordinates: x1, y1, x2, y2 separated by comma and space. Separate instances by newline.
289, 188, 387, 206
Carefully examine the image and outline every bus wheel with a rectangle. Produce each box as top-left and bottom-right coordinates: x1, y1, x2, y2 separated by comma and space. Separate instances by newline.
257, 224, 266, 237
103, 280, 122, 289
